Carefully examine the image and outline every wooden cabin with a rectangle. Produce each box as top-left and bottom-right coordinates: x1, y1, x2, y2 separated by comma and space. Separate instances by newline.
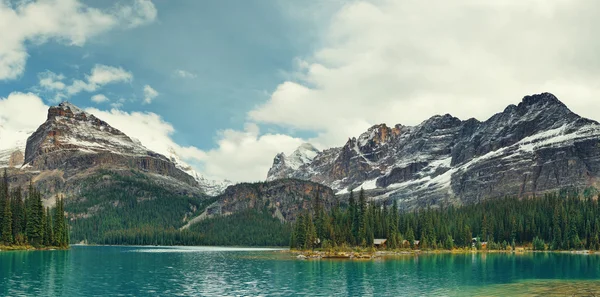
374, 239, 387, 249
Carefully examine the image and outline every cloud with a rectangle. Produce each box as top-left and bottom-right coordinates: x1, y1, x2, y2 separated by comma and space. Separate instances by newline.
38, 72, 66, 91
39, 64, 133, 102
249, 0, 600, 147
84, 107, 207, 167
67, 65, 133, 95
113, 0, 158, 28
0, 91, 301, 182
143, 85, 158, 104
80, 107, 305, 182
174, 69, 197, 79
0, 93, 48, 150
200, 123, 305, 181
91, 94, 109, 104
0, 0, 157, 80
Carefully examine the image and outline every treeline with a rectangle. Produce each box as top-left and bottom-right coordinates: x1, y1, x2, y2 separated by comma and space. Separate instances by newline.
188, 209, 291, 246
67, 171, 214, 244
291, 187, 600, 251
99, 209, 291, 246
0, 170, 69, 248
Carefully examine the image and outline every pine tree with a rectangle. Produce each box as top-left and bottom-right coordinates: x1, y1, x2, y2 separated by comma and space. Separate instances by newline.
53, 196, 67, 246
348, 190, 358, 245
0, 169, 8, 242
1, 191, 12, 245
26, 185, 44, 246
11, 188, 25, 243
44, 207, 53, 246
358, 188, 367, 245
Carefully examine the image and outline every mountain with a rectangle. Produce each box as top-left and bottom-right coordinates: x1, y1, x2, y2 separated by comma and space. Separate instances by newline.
23, 102, 198, 186
0, 101, 332, 245
0, 125, 29, 168
181, 178, 335, 230
267, 93, 600, 208
267, 143, 320, 181
0, 102, 230, 196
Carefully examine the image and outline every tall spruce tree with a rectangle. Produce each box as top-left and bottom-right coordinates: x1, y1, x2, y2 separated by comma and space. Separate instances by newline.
1, 170, 12, 244
53, 196, 67, 247
0, 169, 7, 242
26, 185, 44, 246
11, 188, 25, 243
1, 191, 12, 244
44, 207, 53, 246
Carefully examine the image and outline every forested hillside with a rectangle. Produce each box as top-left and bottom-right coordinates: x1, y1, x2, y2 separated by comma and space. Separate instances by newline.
291, 187, 600, 251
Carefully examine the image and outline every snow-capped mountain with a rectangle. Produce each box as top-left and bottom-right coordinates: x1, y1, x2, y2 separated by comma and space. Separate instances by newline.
267, 143, 320, 181
166, 147, 232, 196
266, 93, 600, 208
0, 125, 30, 168
2, 102, 229, 196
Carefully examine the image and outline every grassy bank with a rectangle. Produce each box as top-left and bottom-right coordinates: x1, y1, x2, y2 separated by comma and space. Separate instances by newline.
0, 245, 70, 251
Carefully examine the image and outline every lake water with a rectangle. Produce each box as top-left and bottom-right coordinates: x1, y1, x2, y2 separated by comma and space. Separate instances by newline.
2, 246, 600, 296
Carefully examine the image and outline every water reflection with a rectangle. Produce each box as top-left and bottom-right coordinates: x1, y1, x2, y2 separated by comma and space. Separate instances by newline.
2, 247, 600, 296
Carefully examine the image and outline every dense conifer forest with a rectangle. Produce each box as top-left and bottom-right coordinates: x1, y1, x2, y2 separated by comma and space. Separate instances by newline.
67, 171, 290, 246
291, 188, 600, 251
0, 170, 69, 249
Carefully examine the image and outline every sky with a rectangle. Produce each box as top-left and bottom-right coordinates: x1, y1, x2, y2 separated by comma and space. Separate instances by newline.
1, 0, 600, 183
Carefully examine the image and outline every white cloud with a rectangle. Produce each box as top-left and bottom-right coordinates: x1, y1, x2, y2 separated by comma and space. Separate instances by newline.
66, 65, 133, 95
39, 64, 133, 102
0, 91, 301, 182
174, 69, 197, 79
78, 107, 305, 182
0, 93, 48, 150
200, 123, 305, 181
249, 0, 600, 147
91, 94, 109, 104
38, 72, 66, 91
84, 107, 304, 181
143, 85, 158, 104
0, 0, 157, 80
110, 98, 126, 109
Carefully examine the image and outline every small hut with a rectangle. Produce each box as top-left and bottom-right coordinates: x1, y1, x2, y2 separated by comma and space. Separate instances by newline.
374, 239, 387, 249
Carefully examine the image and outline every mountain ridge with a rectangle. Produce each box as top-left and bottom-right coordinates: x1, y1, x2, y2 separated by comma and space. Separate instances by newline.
267, 93, 600, 207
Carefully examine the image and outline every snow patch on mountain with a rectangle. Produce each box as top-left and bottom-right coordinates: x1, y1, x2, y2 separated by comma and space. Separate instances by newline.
267, 93, 600, 207
166, 147, 232, 196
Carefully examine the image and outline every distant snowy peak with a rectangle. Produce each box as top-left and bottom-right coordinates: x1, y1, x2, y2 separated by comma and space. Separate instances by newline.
0, 124, 32, 168
166, 146, 232, 196
267, 143, 320, 181
287, 143, 320, 169
266, 92, 600, 208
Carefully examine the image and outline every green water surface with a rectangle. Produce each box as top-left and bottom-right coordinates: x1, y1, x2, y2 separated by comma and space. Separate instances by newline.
1, 246, 600, 296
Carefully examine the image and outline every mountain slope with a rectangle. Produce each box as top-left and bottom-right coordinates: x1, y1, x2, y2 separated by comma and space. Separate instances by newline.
182, 178, 335, 229
267, 93, 600, 207
23, 102, 198, 186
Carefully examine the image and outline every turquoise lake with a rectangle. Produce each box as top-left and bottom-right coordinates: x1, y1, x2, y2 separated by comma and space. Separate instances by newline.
2, 246, 600, 296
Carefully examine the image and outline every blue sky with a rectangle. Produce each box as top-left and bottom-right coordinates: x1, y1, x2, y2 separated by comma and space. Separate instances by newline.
2, 0, 600, 182
1, 1, 323, 148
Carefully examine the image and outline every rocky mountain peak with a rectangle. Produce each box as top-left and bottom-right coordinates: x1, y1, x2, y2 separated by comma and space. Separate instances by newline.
520, 92, 564, 108
23, 102, 198, 187
267, 93, 600, 208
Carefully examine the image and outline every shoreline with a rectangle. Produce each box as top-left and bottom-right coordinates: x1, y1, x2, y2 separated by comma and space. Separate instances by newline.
291, 248, 600, 260
0, 245, 70, 252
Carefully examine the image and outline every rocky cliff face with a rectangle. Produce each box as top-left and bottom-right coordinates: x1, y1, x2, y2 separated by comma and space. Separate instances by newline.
267, 93, 600, 208
181, 179, 335, 229
23, 102, 198, 186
